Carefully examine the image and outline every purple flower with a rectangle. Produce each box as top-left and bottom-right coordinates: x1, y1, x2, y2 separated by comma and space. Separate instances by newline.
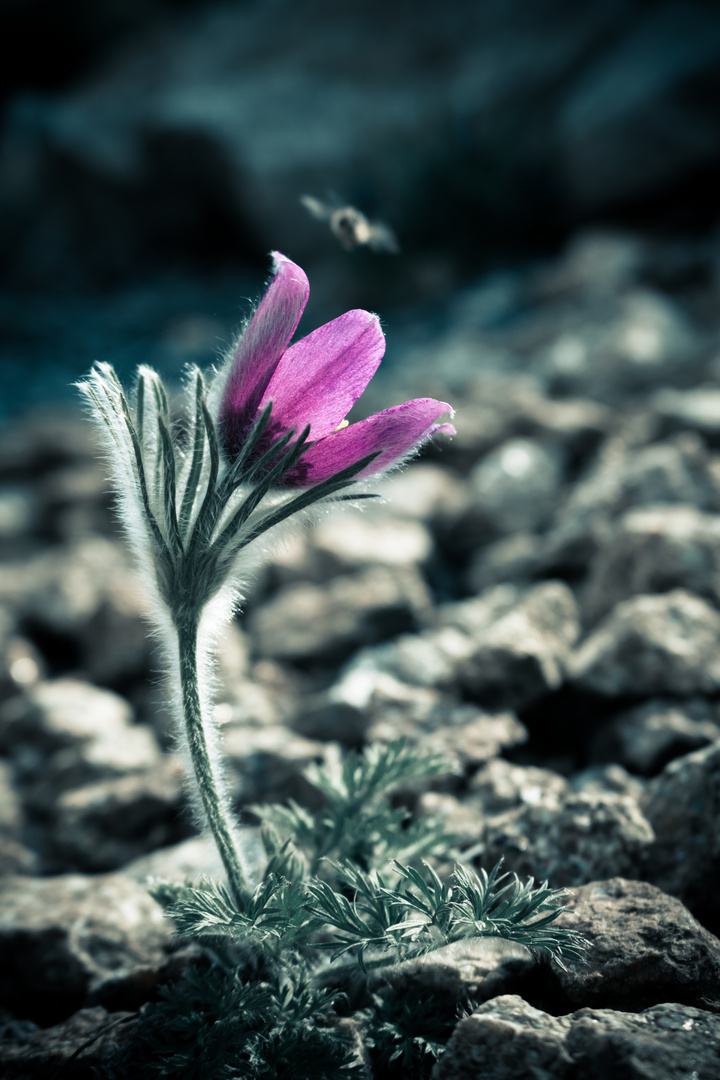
218, 252, 454, 487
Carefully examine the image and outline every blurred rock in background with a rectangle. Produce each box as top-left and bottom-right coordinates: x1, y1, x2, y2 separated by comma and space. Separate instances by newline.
4, 0, 720, 413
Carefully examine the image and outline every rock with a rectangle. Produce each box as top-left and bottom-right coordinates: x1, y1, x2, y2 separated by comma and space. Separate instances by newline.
530, 230, 645, 300
0, 679, 133, 753
571, 590, 720, 698
221, 724, 336, 807
124, 833, 259, 887
582, 505, 720, 624
591, 699, 720, 776
545, 433, 720, 574
434, 995, 720, 1080
470, 758, 569, 816
570, 763, 646, 803
433, 995, 571, 1080
0, 635, 44, 701
0, 411, 97, 481
481, 788, 655, 888
553, 878, 720, 1013
373, 464, 467, 522
0, 873, 170, 1024
373, 939, 536, 1020
0, 680, 163, 814
337, 622, 477, 694
0, 760, 35, 873
275, 509, 435, 588
652, 386, 720, 448
561, 1002, 720, 1080
466, 533, 545, 593
369, 704, 527, 772
0, 759, 21, 838
531, 289, 698, 400
468, 437, 565, 536
642, 740, 720, 926
443, 438, 565, 556
0, 836, 37, 875
37, 459, 113, 543
247, 566, 432, 665
0, 538, 152, 686
293, 615, 529, 763
457, 581, 580, 709
45, 758, 190, 872
0, 1006, 136, 1079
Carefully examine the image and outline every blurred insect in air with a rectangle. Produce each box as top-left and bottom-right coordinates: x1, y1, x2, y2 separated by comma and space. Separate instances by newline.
300, 194, 400, 253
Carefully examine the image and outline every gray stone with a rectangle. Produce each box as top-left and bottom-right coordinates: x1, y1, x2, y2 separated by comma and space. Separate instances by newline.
470, 758, 569, 816
0, 680, 163, 814
467, 437, 565, 536
295, 631, 527, 761
553, 878, 720, 1013
434, 995, 720, 1080
0, 635, 44, 701
0, 837, 37, 876
571, 590, 720, 697
582, 505, 720, 624
374, 939, 535, 1016
0, 679, 133, 753
530, 230, 645, 299
466, 533, 545, 593
0, 1006, 136, 1079
457, 581, 580, 709
642, 739, 720, 919
592, 699, 720, 776
248, 566, 432, 665
570, 763, 646, 803
652, 386, 720, 448
46, 758, 189, 872
0, 758, 21, 838
0, 873, 169, 1022
124, 831, 265, 887
373, 463, 467, 522
481, 788, 655, 888
546, 433, 720, 573
264, 510, 434, 590
561, 1002, 720, 1080
370, 705, 527, 772
337, 623, 477, 694
0, 538, 152, 686
222, 723, 336, 807
530, 288, 698, 402
432, 994, 571, 1080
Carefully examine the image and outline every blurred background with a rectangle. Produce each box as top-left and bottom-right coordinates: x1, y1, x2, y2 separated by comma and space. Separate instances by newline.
3, 0, 720, 972
3, 0, 720, 415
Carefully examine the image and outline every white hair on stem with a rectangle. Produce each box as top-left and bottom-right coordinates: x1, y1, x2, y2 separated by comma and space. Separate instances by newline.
77, 360, 412, 905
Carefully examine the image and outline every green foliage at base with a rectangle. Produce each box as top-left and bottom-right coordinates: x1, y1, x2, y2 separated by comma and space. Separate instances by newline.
124, 741, 587, 1079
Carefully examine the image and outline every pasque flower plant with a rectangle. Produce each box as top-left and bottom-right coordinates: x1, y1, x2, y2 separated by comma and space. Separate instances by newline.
80, 252, 454, 903
81, 253, 587, 1076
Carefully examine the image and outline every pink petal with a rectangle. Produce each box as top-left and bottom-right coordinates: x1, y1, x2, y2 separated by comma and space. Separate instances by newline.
219, 252, 309, 451
284, 399, 455, 486
260, 310, 385, 440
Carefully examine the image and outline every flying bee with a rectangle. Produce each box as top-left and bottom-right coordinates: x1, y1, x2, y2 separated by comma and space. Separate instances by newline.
300, 194, 400, 253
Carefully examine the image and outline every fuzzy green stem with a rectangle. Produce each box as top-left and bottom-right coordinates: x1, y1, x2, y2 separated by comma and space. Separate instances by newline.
176, 614, 250, 907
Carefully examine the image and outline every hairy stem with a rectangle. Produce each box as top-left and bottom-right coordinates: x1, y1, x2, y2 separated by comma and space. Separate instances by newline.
176, 613, 250, 907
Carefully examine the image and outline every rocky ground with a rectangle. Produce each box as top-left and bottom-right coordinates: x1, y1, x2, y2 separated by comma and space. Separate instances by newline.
2, 228, 720, 1075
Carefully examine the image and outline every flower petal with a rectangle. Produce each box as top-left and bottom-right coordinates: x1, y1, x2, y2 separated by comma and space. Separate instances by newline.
284, 398, 455, 486
260, 309, 385, 439
219, 252, 309, 452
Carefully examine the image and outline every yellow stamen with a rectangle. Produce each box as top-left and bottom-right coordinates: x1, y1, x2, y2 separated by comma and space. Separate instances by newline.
334, 419, 349, 431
